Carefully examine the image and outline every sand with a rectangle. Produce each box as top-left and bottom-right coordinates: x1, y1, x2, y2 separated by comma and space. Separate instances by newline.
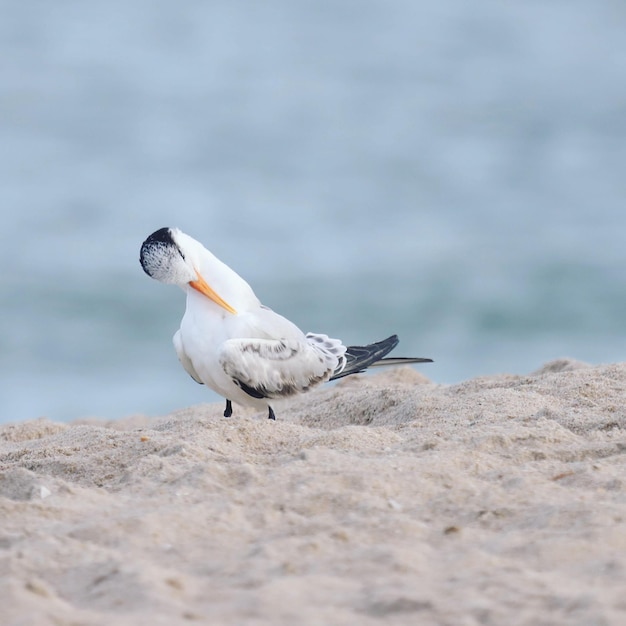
1, 361, 626, 625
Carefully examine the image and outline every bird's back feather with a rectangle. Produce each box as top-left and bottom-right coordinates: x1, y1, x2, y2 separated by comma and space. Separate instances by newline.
219, 337, 342, 399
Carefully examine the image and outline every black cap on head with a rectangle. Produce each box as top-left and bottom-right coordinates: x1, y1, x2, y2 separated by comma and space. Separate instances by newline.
140, 227, 180, 278
142, 227, 174, 248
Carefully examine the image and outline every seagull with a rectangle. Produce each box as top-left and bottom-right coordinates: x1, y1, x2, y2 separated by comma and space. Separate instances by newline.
140, 227, 433, 420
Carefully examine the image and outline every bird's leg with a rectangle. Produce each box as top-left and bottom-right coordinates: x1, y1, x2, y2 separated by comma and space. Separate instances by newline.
267, 406, 276, 421
224, 399, 233, 418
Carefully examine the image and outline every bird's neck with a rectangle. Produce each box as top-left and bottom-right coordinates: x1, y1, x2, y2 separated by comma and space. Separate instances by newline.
194, 251, 260, 313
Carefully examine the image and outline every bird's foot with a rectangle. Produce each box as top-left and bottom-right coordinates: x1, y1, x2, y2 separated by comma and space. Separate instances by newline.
268, 406, 276, 420
224, 400, 232, 418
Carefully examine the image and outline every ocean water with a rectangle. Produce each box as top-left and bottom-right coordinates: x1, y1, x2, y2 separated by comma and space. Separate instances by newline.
2, 0, 626, 423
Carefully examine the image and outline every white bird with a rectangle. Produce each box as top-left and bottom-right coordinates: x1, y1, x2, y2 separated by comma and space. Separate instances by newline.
140, 227, 432, 420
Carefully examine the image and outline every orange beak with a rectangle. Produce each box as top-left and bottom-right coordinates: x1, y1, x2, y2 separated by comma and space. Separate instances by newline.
189, 271, 237, 315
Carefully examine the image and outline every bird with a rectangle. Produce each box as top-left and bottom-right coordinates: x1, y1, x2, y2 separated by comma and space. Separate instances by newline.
140, 227, 433, 420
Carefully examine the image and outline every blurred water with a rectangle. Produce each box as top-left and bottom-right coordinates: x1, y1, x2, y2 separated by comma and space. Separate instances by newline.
2, 0, 625, 423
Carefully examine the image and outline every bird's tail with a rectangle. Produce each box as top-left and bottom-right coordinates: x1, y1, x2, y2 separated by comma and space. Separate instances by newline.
329, 334, 433, 381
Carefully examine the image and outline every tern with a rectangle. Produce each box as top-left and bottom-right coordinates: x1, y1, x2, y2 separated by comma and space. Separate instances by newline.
140, 227, 432, 420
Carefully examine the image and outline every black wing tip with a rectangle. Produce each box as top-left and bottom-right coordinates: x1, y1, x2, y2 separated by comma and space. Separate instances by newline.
364, 334, 400, 359
330, 333, 433, 382
378, 336, 434, 363
378, 357, 434, 364
384, 334, 399, 346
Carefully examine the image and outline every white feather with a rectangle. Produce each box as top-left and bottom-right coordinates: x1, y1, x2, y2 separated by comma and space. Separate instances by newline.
173, 329, 203, 385
219, 336, 342, 399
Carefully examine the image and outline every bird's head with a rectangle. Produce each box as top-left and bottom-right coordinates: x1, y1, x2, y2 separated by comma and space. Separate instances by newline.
140, 227, 237, 314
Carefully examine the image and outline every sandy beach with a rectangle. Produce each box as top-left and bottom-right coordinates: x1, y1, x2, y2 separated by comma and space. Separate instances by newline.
2, 361, 626, 625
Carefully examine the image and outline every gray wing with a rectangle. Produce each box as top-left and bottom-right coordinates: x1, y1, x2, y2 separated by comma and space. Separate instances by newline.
173, 329, 204, 385
219, 335, 344, 399
329, 335, 433, 380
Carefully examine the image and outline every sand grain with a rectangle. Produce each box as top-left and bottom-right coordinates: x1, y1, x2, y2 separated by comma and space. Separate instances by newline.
2, 362, 626, 625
